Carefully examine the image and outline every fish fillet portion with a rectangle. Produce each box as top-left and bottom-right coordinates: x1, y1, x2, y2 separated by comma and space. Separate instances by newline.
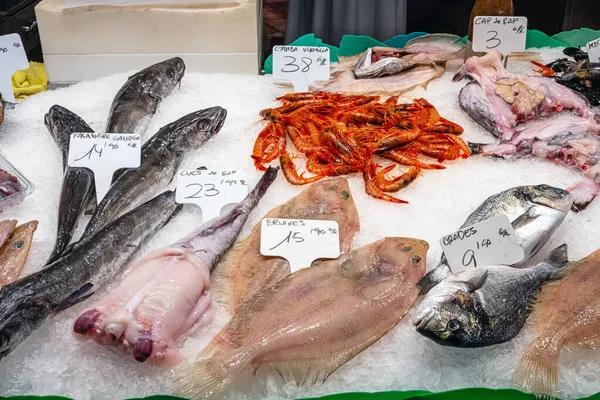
513, 248, 600, 396
212, 177, 360, 314
175, 237, 428, 398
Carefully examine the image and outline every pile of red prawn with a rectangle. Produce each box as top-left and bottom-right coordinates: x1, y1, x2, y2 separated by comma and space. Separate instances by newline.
251, 92, 470, 203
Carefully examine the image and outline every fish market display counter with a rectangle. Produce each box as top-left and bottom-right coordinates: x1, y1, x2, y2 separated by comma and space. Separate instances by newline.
1, 33, 600, 400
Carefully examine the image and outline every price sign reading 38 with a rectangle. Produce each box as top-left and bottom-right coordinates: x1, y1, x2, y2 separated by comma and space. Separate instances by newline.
272, 46, 330, 92
260, 218, 340, 273
472, 16, 528, 55
439, 214, 524, 274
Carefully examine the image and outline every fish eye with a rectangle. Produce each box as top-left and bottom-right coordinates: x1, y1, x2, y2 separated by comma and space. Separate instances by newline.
14, 241, 23, 249
411, 255, 422, 264
447, 319, 461, 332
538, 184, 550, 191
166, 68, 175, 79
52, 113, 60, 121
197, 120, 210, 130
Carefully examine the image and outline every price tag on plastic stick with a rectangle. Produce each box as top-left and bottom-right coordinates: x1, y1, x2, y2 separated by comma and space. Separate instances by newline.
260, 218, 340, 272
472, 16, 528, 55
68, 132, 141, 202
175, 169, 249, 220
272, 46, 330, 92
0, 34, 28, 103
586, 38, 600, 63
439, 214, 524, 274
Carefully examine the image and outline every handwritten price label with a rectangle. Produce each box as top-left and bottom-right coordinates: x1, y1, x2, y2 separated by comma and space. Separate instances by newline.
68, 132, 141, 202
175, 169, 249, 220
586, 38, 600, 63
0, 34, 28, 103
260, 218, 340, 272
439, 214, 524, 274
272, 45, 330, 92
472, 16, 528, 55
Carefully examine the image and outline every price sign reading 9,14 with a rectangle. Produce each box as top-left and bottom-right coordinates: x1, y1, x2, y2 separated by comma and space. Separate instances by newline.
175, 169, 249, 221
439, 214, 525, 274
68, 132, 141, 203
472, 16, 528, 55
260, 218, 340, 273
272, 46, 330, 93
0, 33, 28, 103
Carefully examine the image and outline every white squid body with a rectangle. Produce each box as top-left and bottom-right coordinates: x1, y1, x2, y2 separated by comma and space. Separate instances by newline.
73, 247, 211, 366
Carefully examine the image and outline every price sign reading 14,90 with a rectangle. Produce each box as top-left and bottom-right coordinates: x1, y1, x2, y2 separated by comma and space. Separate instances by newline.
175, 169, 249, 221
260, 218, 340, 273
439, 214, 524, 274
587, 37, 600, 63
68, 132, 141, 203
472, 16, 528, 55
272, 46, 330, 92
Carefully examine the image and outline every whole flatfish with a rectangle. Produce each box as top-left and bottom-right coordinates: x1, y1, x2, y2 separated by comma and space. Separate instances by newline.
0, 220, 37, 287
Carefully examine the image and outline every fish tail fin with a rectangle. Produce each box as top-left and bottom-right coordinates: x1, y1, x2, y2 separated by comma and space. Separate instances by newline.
513, 336, 561, 397
196, 322, 239, 360
544, 244, 569, 278
175, 347, 251, 399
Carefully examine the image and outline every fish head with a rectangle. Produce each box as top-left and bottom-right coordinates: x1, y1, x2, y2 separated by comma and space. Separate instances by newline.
0, 221, 37, 267
414, 285, 483, 347
524, 184, 573, 213
44, 105, 91, 140
143, 57, 186, 97
166, 106, 227, 152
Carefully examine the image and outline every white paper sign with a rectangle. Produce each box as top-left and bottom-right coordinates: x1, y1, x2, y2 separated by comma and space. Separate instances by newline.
68, 132, 141, 202
272, 46, 330, 92
586, 38, 600, 63
260, 218, 340, 272
0, 34, 28, 103
440, 214, 524, 274
175, 169, 249, 220
473, 16, 528, 55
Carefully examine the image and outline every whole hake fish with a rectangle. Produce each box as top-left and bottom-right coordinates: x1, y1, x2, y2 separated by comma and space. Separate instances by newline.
212, 177, 360, 314
44, 105, 96, 264
107, 57, 186, 134
0, 190, 181, 362
75, 106, 226, 248
73, 167, 278, 365
175, 237, 428, 398
513, 248, 600, 397
0, 220, 37, 288
414, 244, 568, 347
417, 184, 573, 294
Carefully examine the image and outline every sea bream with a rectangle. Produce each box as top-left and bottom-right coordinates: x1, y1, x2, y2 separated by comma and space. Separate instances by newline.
0, 190, 181, 362
73, 167, 278, 365
107, 57, 186, 135
212, 177, 360, 314
417, 184, 573, 294
414, 244, 568, 347
44, 105, 96, 263
73, 106, 227, 250
0, 220, 37, 288
175, 237, 428, 398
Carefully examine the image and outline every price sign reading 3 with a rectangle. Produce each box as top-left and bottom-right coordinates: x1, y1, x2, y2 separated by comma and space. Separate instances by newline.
68, 132, 141, 203
175, 169, 249, 220
0, 33, 28, 103
472, 16, 528, 55
439, 214, 524, 274
272, 46, 330, 92
260, 218, 340, 272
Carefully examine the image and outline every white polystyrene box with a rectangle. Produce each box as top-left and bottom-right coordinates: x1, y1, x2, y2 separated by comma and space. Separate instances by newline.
35, 0, 259, 83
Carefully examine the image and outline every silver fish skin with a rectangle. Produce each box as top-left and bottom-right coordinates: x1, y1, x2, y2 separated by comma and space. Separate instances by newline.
175, 166, 279, 271
417, 184, 573, 294
0, 190, 182, 362
353, 48, 412, 79
107, 57, 186, 135
44, 105, 96, 264
74, 106, 227, 250
413, 244, 568, 348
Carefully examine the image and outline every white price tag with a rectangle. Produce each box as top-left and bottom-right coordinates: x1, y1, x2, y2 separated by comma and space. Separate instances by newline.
472, 16, 528, 55
175, 169, 249, 220
0, 34, 28, 103
439, 214, 524, 274
260, 218, 340, 272
272, 46, 330, 92
68, 132, 141, 202
586, 38, 600, 63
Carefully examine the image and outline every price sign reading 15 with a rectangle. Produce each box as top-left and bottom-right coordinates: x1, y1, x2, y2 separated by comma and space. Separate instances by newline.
272, 46, 330, 92
472, 16, 528, 55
